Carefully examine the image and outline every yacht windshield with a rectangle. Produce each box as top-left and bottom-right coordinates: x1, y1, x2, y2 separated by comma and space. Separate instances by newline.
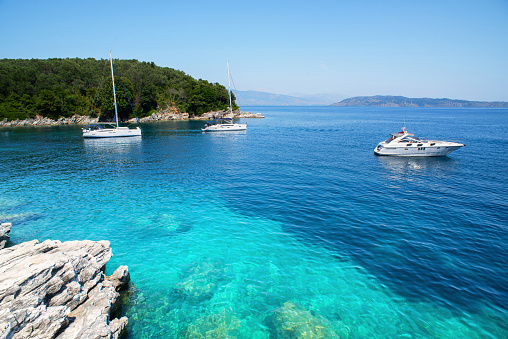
401, 136, 419, 142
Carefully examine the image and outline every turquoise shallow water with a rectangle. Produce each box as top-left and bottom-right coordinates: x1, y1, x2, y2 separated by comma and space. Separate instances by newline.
1, 107, 507, 338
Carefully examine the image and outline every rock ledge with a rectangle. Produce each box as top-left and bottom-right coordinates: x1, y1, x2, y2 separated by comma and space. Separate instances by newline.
0, 237, 129, 339
0, 223, 11, 249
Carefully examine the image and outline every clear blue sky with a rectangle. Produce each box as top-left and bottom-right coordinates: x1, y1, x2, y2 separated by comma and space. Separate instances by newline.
1, 0, 507, 101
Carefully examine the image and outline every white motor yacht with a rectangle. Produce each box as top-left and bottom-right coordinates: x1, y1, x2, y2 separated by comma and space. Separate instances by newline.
374, 127, 464, 156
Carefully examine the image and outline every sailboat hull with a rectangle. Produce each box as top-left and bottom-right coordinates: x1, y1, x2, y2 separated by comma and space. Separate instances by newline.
202, 123, 247, 132
83, 127, 142, 138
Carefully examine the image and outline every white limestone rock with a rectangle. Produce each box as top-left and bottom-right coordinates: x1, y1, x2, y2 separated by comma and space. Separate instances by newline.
56, 280, 127, 339
137, 106, 189, 122
192, 109, 263, 120
0, 305, 69, 339
0, 239, 128, 339
0, 115, 98, 127
106, 266, 130, 292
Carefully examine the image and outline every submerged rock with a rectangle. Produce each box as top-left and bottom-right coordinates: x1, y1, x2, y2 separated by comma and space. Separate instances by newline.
0, 238, 129, 339
174, 261, 226, 303
179, 307, 241, 339
270, 301, 346, 339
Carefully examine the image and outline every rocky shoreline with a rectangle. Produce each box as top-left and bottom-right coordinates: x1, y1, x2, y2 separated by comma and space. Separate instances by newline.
190, 109, 265, 120
136, 106, 189, 122
0, 115, 99, 127
0, 223, 130, 339
0, 108, 264, 128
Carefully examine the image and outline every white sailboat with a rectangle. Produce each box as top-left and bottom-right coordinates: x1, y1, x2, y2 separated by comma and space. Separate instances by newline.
202, 61, 247, 132
83, 50, 141, 138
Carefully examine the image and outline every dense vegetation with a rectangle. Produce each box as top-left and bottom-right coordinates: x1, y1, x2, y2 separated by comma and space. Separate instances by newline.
0, 58, 237, 121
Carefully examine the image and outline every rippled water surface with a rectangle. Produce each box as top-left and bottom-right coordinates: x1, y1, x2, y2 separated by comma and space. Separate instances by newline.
1, 107, 507, 338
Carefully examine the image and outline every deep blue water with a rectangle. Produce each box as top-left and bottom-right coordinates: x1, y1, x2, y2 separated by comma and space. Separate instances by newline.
1, 107, 507, 338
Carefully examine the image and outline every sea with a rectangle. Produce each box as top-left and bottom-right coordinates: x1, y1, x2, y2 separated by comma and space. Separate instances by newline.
1, 106, 507, 338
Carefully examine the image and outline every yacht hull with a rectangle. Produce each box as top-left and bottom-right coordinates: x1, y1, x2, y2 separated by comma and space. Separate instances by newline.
374, 144, 463, 156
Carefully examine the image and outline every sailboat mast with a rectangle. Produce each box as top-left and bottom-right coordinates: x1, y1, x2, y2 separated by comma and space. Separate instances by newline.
227, 61, 233, 116
109, 50, 119, 128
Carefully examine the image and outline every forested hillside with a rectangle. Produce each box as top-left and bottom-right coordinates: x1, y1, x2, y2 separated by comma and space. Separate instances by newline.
0, 58, 236, 121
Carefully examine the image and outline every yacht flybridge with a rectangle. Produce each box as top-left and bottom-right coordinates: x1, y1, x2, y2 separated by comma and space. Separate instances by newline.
374, 127, 464, 156
83, 50, 141, 138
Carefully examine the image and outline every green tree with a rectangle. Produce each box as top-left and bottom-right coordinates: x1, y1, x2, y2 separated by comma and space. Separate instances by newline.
36, 89, 60, 118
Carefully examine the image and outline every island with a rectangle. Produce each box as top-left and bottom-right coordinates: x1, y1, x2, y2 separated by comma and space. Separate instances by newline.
0, 58, 259, 124
331, 95, 508, 108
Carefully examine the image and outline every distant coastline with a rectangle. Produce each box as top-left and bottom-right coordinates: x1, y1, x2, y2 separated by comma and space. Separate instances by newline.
331, 95, 508, 108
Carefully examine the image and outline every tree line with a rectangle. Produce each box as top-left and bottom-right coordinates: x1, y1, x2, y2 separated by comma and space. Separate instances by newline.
0, 58, 237, 121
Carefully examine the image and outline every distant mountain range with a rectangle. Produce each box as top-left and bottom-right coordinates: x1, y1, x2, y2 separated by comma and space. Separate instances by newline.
331, 95, 508, 108
235, 90, 339, 106
232, 92, 508, 107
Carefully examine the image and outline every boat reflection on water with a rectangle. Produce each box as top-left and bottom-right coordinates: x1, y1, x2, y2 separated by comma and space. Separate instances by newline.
83, 135, 142, 155
203, 129, 247, 137
203, 129, 247, 149
376, 155, 458, 179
